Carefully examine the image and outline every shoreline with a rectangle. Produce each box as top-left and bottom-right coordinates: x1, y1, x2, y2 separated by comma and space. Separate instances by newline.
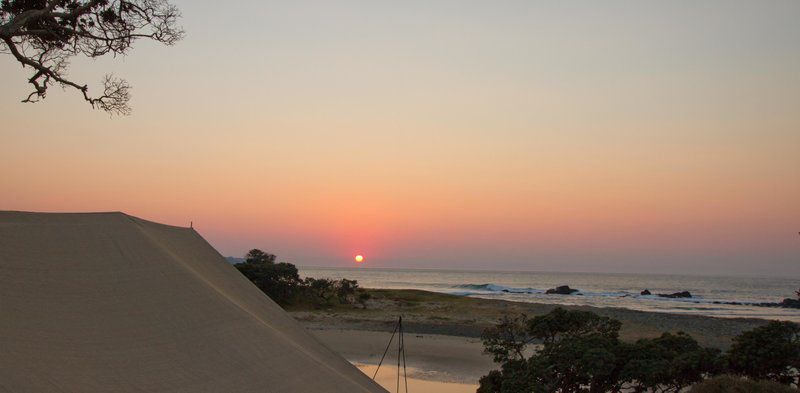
291, 288, 771, 385
297, 267, 800, 323
291, 288, 769, 349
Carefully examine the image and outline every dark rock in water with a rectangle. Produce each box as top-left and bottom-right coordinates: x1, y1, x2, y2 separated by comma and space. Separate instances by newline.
640, 289, 651, 295
545, 285, 579, 295
657, 291, 692, 299
780, 298, 800, 309
502, 289, 509, 293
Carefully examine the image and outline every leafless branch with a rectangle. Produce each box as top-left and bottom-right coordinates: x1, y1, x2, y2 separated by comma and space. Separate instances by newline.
0, 0, 183, 115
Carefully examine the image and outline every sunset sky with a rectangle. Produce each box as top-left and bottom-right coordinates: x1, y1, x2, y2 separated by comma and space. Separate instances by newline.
1, 1, 798, 275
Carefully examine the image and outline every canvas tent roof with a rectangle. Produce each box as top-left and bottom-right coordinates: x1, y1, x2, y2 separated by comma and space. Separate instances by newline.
0, 211, 385, 392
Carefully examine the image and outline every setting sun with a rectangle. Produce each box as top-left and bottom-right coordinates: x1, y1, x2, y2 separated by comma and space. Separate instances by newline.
354, 255, 364, 263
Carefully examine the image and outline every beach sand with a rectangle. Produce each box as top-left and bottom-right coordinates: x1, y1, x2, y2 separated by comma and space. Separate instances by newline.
310, 329, 494, 384
291, 288, 771, 387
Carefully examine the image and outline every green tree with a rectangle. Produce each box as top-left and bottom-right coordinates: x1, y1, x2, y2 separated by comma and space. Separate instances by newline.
244, 249, 276, 264
477, 370, 504, 393
234, 249, 301, 306
528, 310, 626, 393
481, 313, 531, 364
621, 332, 722, 392
727, 320, 800, 385
356, 291, 371, 309
303, 277, 336, 306
527, 307, 621, 344
480, 308, 626, 393
334, 278, 359, 303
479, 308, 722, 393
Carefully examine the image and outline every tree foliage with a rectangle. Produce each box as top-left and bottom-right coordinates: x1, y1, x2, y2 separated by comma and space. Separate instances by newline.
479, 308, 724, 393
528, 307, 621, 345
481, 313, 531, 364
621, 332, 722, 392
335, 278, 359, 303
526, 309, 626, 393
303, 277, 336, 305
301, 277, 360, 307
244, 249, 276, 265
234, 249, 301, 306
0, 0, 183, 114
233, 249, 365, 309
727, 320, 800, 385
689, 375, 797, 393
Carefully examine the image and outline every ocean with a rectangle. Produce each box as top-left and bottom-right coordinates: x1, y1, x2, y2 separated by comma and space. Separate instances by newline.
298, 267, 800, 322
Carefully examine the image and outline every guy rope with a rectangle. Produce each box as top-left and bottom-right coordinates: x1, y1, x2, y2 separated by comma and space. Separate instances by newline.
372, 316, 409, 393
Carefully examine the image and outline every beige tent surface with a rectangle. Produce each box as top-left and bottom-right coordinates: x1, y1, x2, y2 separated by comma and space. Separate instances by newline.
0, 211, 385, 393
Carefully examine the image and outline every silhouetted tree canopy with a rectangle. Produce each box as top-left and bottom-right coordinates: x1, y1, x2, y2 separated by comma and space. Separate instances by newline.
235, 249, 300, 306
689, 375, 797, 393
727, 320, 800, 385
621, 332, 722, 392
479, 308, 723, 393
0, 0, 183, 114
481, 313, 532, 364
304, 277, 336, 305
244, 249, 277, 265
234, 249, 364, 309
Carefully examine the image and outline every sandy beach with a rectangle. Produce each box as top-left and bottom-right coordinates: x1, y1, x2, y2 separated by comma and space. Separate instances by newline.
291, 288, 771, 386
309, 329, 494, 384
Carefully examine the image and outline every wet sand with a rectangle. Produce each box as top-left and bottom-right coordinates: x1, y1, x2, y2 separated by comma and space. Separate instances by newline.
309, 328, 494, 384
356, 364, 478, 393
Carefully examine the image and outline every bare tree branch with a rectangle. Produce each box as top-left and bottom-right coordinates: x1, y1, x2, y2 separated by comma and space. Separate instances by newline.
0, 0, 183, 115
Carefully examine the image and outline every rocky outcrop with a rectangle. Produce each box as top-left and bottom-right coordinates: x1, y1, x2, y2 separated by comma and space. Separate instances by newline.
780, 298, 800, 308
640, 289, 651, 295
546, 285, 578, 295
657, 291, 692, 299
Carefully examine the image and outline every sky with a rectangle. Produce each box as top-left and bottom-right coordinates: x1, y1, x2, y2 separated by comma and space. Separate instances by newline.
1, 1, 799, 275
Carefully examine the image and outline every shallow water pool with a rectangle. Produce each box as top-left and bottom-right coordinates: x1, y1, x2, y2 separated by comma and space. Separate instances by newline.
356, 363, 478, 393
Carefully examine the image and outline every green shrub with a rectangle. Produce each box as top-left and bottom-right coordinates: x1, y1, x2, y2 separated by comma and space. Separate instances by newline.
303, 277, 337, 306
479, 308, 724, 393
728, 321, 800, 385
234, 249, 364, 309
234, 249, 301, 306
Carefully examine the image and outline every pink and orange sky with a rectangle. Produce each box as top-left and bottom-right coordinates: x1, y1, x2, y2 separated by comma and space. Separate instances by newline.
2, 1, 799, 275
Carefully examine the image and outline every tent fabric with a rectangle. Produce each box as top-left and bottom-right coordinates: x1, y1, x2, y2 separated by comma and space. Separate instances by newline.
0, 211, 385, 393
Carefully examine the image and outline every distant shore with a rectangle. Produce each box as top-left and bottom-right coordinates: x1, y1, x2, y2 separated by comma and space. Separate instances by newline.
291, 288, 770, 383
